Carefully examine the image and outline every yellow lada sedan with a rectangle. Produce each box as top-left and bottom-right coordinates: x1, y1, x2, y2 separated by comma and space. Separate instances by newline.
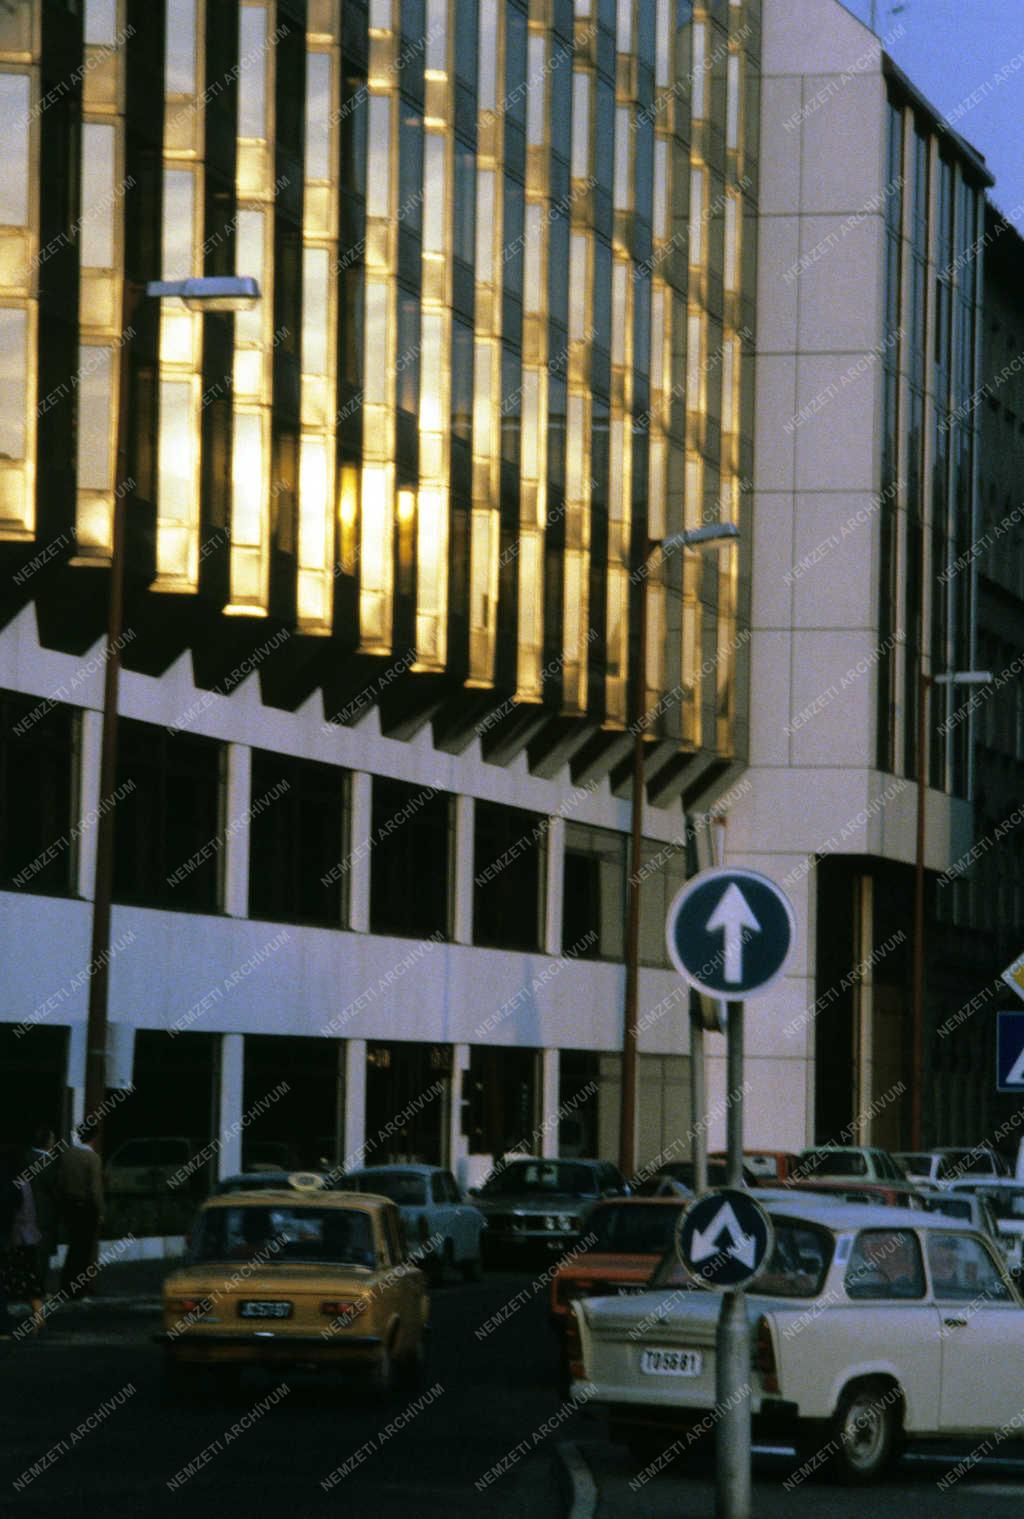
157, 1185, 428, 1401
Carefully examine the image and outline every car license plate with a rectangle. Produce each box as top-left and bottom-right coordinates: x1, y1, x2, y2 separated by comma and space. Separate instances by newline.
640, 1348, 702, 1377
238, 1300, 292, 1319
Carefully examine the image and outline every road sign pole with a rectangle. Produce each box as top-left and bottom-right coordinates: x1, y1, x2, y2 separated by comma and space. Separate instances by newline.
717, 997, 750, 1518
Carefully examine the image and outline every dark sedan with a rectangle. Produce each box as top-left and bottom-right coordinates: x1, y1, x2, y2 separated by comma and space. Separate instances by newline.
471, 1157, 628, 1264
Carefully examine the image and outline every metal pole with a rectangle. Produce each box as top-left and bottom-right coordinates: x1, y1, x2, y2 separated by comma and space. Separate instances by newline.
911, 670, 928, 1149
716, 997, 749, 1518
690, 1006, 707, 1192
620, 544, 651, 1179
83, 279, 140, 1151
725, 1001, 743, 1188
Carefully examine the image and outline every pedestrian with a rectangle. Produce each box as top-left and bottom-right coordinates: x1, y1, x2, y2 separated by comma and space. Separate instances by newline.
57, 1123, 104, 1299
0, 1147, 45, 1334
20, 1125, 59, 1298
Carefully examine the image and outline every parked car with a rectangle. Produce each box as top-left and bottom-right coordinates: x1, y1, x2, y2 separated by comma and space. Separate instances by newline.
106, 1135, 208, 1197
569, 1199, 1023, 1482
943, 1179, 1024, 1273
632, 1159, 755, 1195
472, 1157, 628, 1263
793, 1145, 904, 1183
916, 1188, 1007, 1262
158, 1187, 428, 1400
782, 1178, 928, 1210
708, 1150, 800, 1183
893, 1146, 1008, 1187
550, 1197, 689, 1325
345, 1164, 486, 1281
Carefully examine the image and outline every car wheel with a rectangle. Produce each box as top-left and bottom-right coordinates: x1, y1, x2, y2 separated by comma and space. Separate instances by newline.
828, 1380, 901, 1484
370, 1336, 399, 1399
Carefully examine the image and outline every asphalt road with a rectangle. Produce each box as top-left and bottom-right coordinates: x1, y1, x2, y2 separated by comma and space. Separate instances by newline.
1, 1264, 583, 1519
5, 1263, 1024, 1519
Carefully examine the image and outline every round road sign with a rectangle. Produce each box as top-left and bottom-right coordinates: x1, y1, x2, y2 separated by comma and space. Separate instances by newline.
676, 1188, 774, 1292
665, 866, 795, 999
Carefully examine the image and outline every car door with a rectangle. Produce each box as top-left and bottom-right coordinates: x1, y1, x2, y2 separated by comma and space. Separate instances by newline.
827, 1229, 942, 1432
928, 1230, 1024, 1433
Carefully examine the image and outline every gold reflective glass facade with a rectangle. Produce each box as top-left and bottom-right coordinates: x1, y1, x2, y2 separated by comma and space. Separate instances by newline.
3, 0, 757, 772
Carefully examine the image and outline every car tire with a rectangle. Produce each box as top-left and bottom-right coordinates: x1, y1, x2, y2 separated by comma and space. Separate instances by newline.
826, 1380, 901, 1484
370, 1335, 399, 1399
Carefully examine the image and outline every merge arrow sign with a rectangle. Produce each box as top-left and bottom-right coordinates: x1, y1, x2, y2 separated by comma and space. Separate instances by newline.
706, 883, 761, 985
688, 1201, 757, 1269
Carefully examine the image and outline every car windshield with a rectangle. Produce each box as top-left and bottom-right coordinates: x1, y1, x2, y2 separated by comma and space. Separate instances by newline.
189, 1205, 377, 1269
347, 1171, 427, 1206
649, 1220, 833, 1298
480, 1161, 599, 1197
796, 1150, 867, 1178
586, 1204, 683, 1254
937, 1151, 993, 1180
971, 1187, 1024, 1221
897, 1153, 932, 1173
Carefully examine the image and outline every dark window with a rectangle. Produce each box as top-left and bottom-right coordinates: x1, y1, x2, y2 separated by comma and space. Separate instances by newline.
248, 750, 346, 926
453, 141, 476, 265
398, 99, 423, 228
369, 778, 451, 938
500, 344, 521, 465
452, 316, 473, 442
0, 693, 74, 894
340, 64, 368, 199
562, 822, 626, 959
473, 800, 544, 951
114, 720, 223, 911
396, 286, 420, 414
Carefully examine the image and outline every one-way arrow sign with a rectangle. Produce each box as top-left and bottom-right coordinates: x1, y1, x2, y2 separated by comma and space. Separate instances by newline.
706, 884, 762, 986
677, 1189, 773, 1292
666, 867, 796, 999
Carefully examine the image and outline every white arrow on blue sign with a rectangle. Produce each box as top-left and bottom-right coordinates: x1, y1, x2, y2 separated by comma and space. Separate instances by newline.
665, 866, 796, 999
677, 1188, 774, 1291
997, 1011, 1024, 1091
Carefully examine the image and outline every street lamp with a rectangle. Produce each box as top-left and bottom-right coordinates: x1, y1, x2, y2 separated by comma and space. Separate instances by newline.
911, 666, 990, 1149
619, 521, 741, 1179
83, 275, 260, 1148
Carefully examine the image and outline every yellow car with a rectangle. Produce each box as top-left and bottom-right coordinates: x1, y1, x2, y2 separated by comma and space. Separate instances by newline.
157, 1185, 428, 1401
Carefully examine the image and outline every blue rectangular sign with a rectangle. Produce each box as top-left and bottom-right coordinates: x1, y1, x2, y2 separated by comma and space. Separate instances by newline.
997, 1011, 1024, 1091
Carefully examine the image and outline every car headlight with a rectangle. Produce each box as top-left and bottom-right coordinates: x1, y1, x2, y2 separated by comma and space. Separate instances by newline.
559, 1215, 581, 1231
544, 1215, 558, 1230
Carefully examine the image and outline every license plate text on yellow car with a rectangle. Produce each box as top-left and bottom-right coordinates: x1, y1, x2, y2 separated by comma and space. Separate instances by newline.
238, 1301, 293, 1318
639, 1348, 702, 1376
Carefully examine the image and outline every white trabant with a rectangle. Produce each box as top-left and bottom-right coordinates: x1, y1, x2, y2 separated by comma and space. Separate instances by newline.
569, 1200, 1023, 1483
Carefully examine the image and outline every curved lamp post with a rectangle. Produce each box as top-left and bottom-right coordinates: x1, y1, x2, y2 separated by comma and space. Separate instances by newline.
619, 522, 741, 1179
83, 276, 261, 1146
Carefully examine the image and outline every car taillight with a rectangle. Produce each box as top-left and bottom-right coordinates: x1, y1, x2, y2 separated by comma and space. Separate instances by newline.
564, 1307, 586, 1382
754, 1315, 778, 1393
321, 1300, 364, 1321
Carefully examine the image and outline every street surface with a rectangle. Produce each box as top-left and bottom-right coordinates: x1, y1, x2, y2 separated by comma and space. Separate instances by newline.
4, 1260, 1024, 1518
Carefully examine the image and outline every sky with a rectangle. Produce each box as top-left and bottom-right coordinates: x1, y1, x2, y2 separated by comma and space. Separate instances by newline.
844, 0, 1024, 218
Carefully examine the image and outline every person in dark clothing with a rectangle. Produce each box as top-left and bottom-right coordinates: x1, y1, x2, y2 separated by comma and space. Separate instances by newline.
57, 1124, 104, 1298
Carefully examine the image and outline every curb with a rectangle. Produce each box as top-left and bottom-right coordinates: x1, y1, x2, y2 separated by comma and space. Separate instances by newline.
556, 1442, 598, 1519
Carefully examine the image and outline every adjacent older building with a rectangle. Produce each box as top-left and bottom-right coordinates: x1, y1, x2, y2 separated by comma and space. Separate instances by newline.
0, 0, 759, 1199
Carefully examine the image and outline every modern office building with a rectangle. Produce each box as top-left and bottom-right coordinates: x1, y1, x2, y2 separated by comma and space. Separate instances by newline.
0, 0, 760, 1198
716, 0, 994, 1152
